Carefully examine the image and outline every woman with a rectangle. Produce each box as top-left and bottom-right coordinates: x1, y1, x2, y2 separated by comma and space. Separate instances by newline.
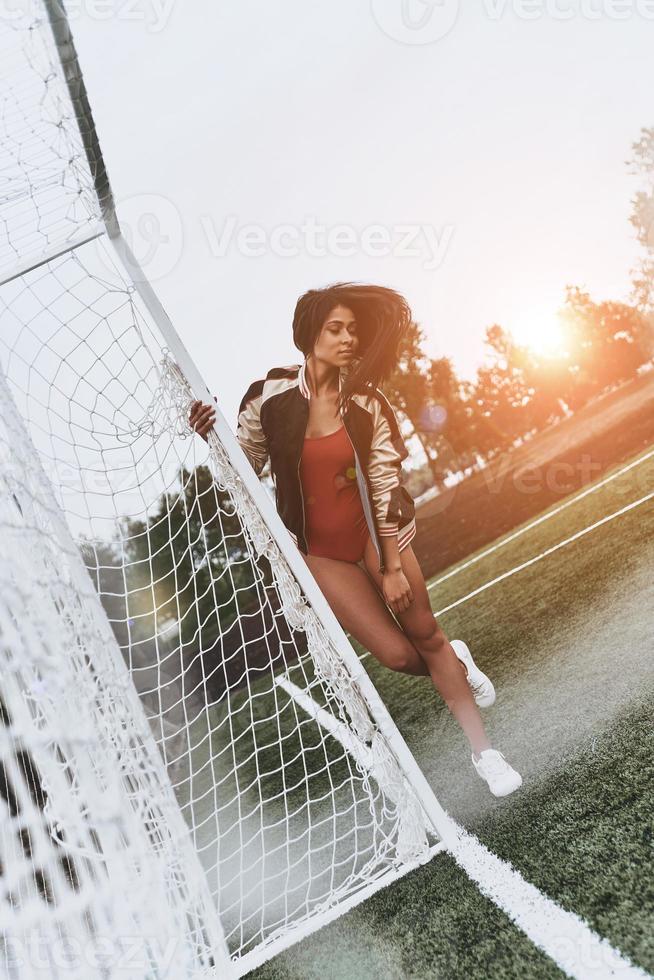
189, 282, 522, 797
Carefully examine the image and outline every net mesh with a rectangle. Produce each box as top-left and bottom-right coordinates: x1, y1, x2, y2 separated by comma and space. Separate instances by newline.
0, 2, 102, 282
0, 362, 227, 978
0, 240, 434, 964
0, 3, 438, 974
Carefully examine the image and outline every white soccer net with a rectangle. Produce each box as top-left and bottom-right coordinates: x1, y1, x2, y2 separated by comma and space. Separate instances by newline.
0, 360, 228, 979
0, 3, 442, 975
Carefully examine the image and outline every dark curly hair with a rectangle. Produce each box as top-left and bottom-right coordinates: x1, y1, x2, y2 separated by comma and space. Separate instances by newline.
292, 282, 412, 412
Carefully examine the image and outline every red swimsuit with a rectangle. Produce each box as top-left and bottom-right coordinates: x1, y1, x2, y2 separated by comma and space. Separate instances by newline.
299, 424, 370, 562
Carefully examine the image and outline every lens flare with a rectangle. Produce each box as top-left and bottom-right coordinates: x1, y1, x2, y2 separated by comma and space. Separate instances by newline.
512, 312, 568, 357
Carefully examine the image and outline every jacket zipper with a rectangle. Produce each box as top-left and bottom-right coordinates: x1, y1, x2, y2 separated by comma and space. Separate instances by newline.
338, 372, 383, 572
296, 395, 310, 551
342, 418, 385, 574
297, 451, 306, 552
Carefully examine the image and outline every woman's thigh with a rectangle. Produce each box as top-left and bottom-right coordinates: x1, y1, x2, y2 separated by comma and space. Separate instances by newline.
361, 537, 443, 649
299, 551, 429, 675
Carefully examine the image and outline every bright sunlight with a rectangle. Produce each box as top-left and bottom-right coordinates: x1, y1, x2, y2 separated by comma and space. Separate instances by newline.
512, 311, 569, 358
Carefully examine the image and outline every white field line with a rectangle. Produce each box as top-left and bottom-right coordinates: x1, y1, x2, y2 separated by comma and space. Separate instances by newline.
280, 677, 651, 980
358, 487, 654, 663
427, 447, 654, 594
446, 823, 651, 980
274, 673, 373, 770
433, 490, 654, 617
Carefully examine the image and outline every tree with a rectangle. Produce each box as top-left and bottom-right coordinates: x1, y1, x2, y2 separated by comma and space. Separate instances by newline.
121, 464, 260, 649
79, 536, 207, 780
423, 356, 479, 480
519, 351, 568, 431
81, 465, 298, 701
558, 287, 650, 408
469, 325, 532, 449
386, 323, 479, 486
385, 321, 440, 481
628, 127, 654, 326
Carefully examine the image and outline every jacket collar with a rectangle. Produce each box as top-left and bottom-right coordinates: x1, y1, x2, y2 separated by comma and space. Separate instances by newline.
298, 357, 312, 399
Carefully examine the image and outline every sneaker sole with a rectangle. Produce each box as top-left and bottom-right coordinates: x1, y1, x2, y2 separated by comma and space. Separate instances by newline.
472, 762, 523, 797
488, 775, 523, 798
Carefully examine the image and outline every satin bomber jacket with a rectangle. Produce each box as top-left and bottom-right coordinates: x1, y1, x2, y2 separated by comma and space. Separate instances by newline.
235, 357, 416, 572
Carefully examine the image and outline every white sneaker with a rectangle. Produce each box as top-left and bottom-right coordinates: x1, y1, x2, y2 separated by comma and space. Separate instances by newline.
450, 639, 496, 708
472, 748, 523, 797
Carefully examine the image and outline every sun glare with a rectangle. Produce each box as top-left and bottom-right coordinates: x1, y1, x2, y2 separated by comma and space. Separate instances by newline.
512, 312, 568, 357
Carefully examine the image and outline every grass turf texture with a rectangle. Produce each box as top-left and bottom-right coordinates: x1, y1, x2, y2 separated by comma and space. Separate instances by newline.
413, 370, 654, 582
246, 446, 653, 979
247, 701, 651, 980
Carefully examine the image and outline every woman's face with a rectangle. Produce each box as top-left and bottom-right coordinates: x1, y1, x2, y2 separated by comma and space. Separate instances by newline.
311, 305, 360, 368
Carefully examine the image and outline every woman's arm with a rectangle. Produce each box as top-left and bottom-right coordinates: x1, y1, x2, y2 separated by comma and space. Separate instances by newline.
367, 390, 414, 613
379, 534, 414, 614
189, 384, 269, 477
189, 398, 216, 439
366, 390, 409, 538
235, 381, 269, 476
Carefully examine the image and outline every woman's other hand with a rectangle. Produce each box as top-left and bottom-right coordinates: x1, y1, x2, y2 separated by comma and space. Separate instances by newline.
382, 567, 414, 616
189, 398, 216, 441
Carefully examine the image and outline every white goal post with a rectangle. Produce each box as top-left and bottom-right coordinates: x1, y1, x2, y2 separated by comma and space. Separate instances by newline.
0, 2, 457, 975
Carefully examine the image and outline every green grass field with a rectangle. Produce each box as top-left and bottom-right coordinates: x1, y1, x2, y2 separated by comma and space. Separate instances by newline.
247, 447, 654, 979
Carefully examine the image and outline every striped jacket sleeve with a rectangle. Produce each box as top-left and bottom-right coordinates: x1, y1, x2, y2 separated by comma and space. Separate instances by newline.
236, 379, 269, 476
367, 389, 410, 536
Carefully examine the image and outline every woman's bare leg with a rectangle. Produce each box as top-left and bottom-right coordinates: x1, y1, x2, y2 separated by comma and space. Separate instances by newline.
361, 538, 491, 756
299, 551, 430, 676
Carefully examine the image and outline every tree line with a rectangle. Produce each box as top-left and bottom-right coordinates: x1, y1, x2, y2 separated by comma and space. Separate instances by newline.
386, 126, 654, 494
388, 286, 653, 495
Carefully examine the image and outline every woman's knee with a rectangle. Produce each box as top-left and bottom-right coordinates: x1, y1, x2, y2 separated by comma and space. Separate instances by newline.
406, 615, 447, 655
381, 641, 428, 676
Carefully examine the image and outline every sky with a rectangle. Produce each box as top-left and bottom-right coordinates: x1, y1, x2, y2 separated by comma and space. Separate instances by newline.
67, 0, 654, 425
